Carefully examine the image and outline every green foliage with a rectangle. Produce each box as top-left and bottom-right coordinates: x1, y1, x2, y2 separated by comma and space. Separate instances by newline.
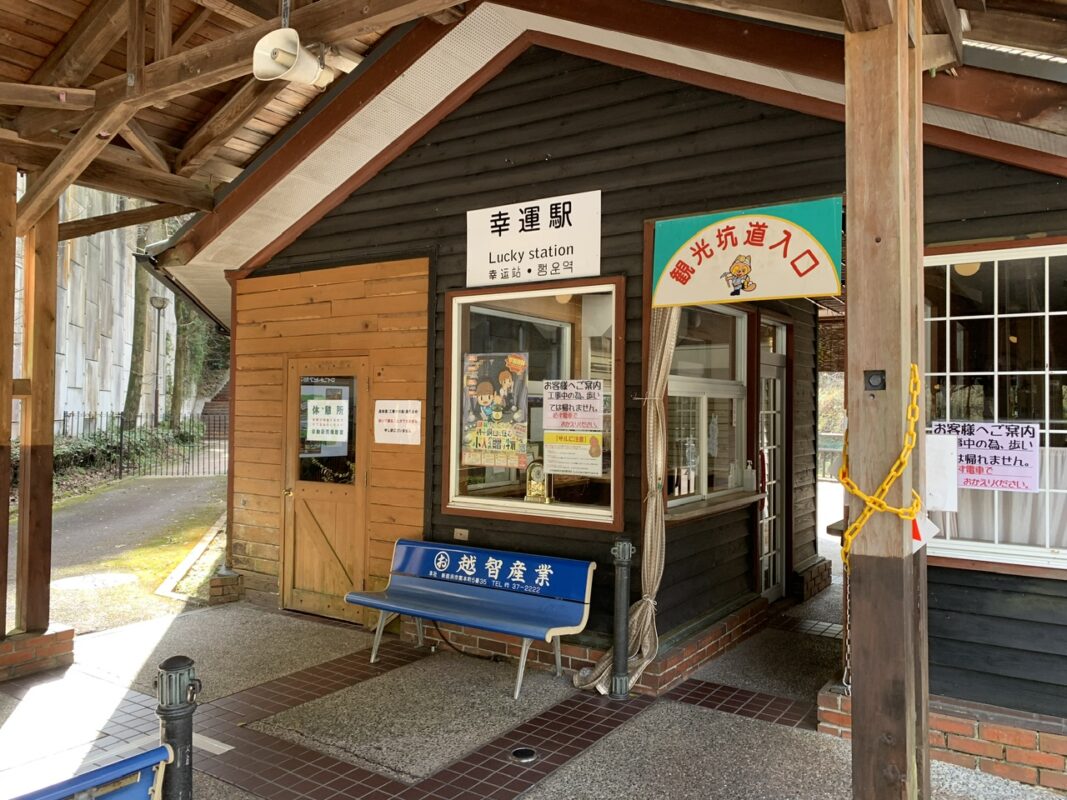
818, 371, 846, 435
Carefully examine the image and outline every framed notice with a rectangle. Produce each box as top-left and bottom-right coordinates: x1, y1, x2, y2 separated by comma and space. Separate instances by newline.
467, 190, 601, 288
930, 421, 1040, 493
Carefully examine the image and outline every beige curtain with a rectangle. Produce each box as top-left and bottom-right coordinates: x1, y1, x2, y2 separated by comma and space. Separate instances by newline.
574, 305, 681, 693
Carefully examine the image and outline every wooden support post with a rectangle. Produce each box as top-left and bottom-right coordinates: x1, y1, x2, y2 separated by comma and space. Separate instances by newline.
128, 0, 146, 96
155, 0, 172, 62
0, 164, 15, 639
844, 0, 929, 796
16, 199, 59, 634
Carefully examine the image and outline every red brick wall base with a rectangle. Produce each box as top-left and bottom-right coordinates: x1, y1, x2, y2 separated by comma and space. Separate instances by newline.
209, 572, 243, 605
791, 557, 833, 601
0, 626, 75, 682
400, 596, 769, 696
818, 681, 1067, 793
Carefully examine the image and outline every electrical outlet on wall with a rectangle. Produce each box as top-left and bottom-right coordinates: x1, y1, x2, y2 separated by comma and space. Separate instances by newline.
454, 528, 469, 541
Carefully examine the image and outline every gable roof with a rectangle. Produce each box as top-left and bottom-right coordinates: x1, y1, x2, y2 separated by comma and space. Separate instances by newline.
154, 0, 1067, 328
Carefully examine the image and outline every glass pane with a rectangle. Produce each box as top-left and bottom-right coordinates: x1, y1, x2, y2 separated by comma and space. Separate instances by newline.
925, 320, 946, 374
950, 318, 993, 373
1045, 437, 1067, 491
925, 264, 947, 318
760, 322, 783, 354
1052, 493, 1067, 548
708, 397, 741, 495
456, 287, 615, 510
998, 257, 1044, 314
955, 489, 996, 543
927, 375, 947, 422
1051, 257, 1067, 315
999, 491, 1046, 548
950, 375, 993, 421
1051, 316, 1067, 371
1051, 376, 1067, 426
999, 317, 1044, 372
299, 376, 356, 484
672, 307, 738, 380
999, 374, 1044, 423
949, 261, 994, 316
668, 395, 700, 499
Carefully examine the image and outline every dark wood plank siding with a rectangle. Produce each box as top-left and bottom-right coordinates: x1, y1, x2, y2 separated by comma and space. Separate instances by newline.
260, 46, 1067, 638
929, 567, 1067, 717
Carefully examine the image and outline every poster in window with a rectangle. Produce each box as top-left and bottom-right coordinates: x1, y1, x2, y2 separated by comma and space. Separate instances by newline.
301, 383, 349, 459
461, 353, 530, 469
544, 431, 603, 477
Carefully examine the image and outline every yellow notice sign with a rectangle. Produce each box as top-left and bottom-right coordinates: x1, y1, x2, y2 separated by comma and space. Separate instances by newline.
543, 431, 603, 477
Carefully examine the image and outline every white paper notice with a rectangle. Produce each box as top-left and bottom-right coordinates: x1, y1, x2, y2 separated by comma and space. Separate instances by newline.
931, 421, 1040, 493
307, 399, 347, 442
374, 400, 421, 445
543, 431, 603, 477
926, 434, 959, 512
543, 380, 603, 431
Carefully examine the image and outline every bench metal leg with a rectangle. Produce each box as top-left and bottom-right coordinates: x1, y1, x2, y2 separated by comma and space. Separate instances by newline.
514, 638, 533, 700
553, 638, 562, 677
370, 612, 398, 663
415, 617, 425, 648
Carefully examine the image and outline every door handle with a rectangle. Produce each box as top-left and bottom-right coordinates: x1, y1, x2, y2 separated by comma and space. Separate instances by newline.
284, 488, 293, 497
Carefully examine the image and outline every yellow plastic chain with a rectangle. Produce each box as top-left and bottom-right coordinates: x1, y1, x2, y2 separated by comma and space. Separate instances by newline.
838, 363, 923, 573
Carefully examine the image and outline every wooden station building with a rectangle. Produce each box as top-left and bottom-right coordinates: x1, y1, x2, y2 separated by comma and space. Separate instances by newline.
1, 0, 1066, 796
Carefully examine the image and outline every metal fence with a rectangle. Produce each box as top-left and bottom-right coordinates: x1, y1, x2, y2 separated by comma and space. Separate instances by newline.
56, 411, 228, 479
816, 432, 844, 481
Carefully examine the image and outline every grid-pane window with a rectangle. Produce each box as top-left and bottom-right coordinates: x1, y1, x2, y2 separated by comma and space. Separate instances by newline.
667, 307, 747, 505
924, 247, 1067, 564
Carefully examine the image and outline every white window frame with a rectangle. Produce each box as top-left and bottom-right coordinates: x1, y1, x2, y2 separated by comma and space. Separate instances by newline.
667, 306, 748, 507
924, 243, 1067, 569
446, 282, 619, 524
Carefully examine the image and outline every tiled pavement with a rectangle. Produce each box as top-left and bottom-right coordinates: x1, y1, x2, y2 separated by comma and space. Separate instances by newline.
0, 607, 838, 800
768, 615, 843, 640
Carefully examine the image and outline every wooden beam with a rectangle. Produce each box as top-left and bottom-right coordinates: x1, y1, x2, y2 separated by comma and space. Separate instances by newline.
16, 103, 139, 237
672, 0, 844, 34
25, 0, 128, 89
922, 33, 956, 70
128, 0, 146, 96
120, 119, 172, 172
922, 0, 963, 65
16, 198, 59, 634
429, 6, 465, 23
155, 0, 173, 61
0, 132, 215, 209
968, 8, 1067, 57
193, 0, 268, 26
845, 0, 928, 795
175, 77, 285, 177
0, 164, 15, 640
173, 6, 213, 50
842, 0, 895, 31
59, 203, 194, 240
0, 83, 95, 111
11, 379, 32, 398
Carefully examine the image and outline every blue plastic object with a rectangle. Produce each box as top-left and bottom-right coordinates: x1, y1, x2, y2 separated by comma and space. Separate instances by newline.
12, 745, 172, 800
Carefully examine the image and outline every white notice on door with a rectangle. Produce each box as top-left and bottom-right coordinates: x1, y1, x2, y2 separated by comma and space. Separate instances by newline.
375, 400, 421, 445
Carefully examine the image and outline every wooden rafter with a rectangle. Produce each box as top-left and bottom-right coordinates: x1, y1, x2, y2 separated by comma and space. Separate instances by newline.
194, 0, 271, 27
922, 0, 964, 65
0, 83, 95, 110
16, 103, 140, 237
841, 0, 894, 30
155, 0, 173, 62
128, 0, 146, 96
175, 77, 286, 177
21, 0, 464, 138
173, 6, 214, 50
59, 203, 194, 240
0, 132, 214, 212
120, 119, 172, 172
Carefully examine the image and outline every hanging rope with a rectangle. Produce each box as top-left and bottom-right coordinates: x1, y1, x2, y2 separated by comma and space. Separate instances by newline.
837, 363, 923, 574
574, 306, 680, 693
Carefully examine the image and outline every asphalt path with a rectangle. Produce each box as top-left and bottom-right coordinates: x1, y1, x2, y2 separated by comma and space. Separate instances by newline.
5, 476, 226, 633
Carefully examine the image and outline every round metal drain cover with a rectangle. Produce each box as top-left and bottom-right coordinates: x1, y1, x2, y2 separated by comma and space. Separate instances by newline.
510, 747, 538, 764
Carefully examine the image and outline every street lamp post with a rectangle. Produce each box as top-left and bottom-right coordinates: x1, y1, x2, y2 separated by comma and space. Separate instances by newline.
150, 295, 169, 426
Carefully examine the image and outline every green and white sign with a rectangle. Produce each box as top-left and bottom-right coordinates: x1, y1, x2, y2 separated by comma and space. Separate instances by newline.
651, 196, 843, 307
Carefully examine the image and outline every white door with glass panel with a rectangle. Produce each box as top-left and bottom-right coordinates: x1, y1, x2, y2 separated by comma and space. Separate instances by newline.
759, 322, 787, 600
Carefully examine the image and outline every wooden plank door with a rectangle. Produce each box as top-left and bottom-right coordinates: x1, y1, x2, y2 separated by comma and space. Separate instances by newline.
282, 356, 369, 624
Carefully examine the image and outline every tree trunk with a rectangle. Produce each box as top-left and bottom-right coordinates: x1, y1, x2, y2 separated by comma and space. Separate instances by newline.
122, 261, 151, 427
168, 298, 193, 425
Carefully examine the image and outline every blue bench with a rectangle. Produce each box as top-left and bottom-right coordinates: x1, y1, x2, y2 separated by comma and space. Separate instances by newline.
13, 745, 172, 800
344, 539, 596, 698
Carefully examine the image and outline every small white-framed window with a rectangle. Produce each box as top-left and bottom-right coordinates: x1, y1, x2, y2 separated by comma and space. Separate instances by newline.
667, 306, 748, 505
924, 244, 1067, 568
444, 279, 623, 528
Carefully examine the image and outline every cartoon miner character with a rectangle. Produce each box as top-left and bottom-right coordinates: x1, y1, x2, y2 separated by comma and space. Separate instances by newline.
476, 380, 497, 421
497, 369, 516, 411
720, 254, 757, 296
